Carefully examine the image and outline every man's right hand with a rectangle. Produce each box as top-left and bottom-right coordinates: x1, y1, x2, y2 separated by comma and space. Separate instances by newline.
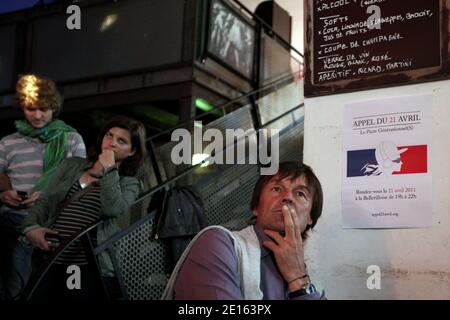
25, 227, 58, 251
0, 190, 24, 208
262, 204, 309, 292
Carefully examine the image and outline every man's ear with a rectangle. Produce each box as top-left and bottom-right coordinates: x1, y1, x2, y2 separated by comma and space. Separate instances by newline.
252, 209, 258, 217
307, 214, 313, 226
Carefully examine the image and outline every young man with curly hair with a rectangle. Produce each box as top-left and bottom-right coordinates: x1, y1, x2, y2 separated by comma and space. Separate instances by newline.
0, 74, 86, 300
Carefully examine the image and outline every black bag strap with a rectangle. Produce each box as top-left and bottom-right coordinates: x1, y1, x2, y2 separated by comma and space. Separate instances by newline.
149, 185, 170, 239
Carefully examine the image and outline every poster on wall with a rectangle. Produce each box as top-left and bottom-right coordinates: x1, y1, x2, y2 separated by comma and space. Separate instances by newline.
342, 95, 432, 228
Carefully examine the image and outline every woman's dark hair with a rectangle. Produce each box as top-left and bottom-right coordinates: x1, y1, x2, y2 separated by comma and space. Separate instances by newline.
250, 162, 323, 239
88, 116, 147, 177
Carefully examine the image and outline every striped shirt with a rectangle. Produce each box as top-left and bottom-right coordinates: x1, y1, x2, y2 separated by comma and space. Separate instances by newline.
0, 131, 85, 215
50, 180, 102, 265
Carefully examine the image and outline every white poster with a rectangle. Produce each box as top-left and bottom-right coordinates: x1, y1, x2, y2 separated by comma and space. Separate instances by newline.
342, 95, 432, 228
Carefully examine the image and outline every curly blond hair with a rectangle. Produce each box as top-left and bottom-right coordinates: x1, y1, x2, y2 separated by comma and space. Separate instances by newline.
16, 74, 63, 116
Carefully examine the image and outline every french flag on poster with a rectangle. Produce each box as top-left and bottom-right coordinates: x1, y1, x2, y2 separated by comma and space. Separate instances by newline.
347, 142, 427, 177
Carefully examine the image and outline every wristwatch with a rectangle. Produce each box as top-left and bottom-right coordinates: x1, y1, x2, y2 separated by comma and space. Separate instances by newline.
288, 282, 318, 299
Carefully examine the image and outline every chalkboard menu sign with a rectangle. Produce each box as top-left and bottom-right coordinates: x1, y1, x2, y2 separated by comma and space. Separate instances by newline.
304, 0, 448, 97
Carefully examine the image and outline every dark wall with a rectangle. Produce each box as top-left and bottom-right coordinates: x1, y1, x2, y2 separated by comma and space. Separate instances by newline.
0, 24, 17, 92
30, 0, 185, 82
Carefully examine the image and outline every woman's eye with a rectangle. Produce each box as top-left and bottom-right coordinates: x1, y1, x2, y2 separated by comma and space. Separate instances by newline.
272, 186, 281, 192
296, 191, 306, 198
118, 139, 126, 145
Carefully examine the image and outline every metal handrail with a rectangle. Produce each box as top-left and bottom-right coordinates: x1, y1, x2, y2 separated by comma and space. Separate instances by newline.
95, 101, 304, 253
140, 104, 303, 200
144, 67, 303, 184
145, 69, 302, 142
21, 220, 105, 300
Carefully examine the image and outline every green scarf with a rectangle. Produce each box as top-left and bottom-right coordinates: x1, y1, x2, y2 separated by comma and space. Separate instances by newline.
15, 119, 78, 191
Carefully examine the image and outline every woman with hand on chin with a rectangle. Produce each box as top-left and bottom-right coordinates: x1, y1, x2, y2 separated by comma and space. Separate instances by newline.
19, 116, 147, 300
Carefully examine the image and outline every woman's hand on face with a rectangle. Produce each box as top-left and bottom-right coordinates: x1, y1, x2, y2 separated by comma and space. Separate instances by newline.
99, 149, 115, 170
25, 227, 58, 251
